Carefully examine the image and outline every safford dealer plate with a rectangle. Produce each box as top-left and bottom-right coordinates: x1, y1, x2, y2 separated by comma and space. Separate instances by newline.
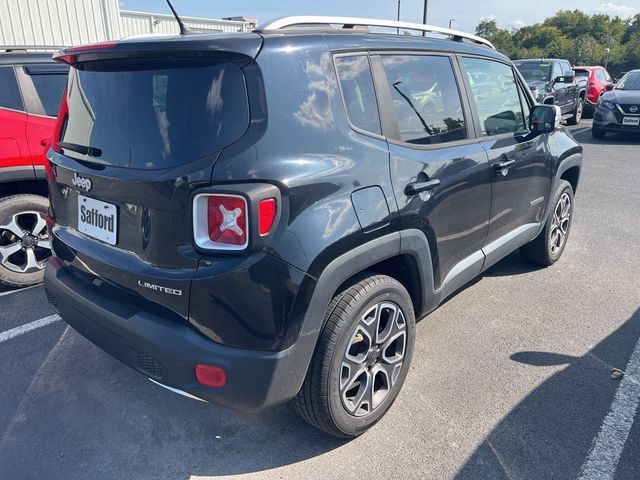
77, 195, 118, 245
622, 117, 640, 126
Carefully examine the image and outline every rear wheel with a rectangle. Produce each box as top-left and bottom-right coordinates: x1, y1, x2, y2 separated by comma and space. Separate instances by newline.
520, 180, 574, 266
292, 274, 416, 438
0, 195, 51, 287
567, 98, 584, 125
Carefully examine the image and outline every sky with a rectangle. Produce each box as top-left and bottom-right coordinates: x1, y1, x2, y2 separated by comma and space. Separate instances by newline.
118, 1, 639, 34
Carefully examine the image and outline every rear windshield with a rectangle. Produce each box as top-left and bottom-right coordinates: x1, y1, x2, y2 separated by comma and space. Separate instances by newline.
573, 69, 589, 80
61, 60, 249, 169
514, 62, 552, 83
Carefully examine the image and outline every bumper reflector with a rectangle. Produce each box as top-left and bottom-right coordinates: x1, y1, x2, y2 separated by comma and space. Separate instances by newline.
195, 364, 227, 387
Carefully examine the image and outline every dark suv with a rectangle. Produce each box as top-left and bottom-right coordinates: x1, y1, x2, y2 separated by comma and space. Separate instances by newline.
514, 58, 586, 125
44, 17, 582, 438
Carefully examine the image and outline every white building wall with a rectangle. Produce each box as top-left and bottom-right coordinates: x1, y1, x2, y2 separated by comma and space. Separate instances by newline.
119, 10, 254, 36
0, 0, 121, 47
0, 1, 254, 47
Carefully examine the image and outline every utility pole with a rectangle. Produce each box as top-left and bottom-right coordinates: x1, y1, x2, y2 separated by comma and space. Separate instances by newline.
422, 0, 428, 36
396, 0, 401, 34
449, 18, 455, 29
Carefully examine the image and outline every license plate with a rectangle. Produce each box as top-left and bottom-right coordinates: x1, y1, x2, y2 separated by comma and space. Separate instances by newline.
78, 195, 118, 245
623, 117, 640, 126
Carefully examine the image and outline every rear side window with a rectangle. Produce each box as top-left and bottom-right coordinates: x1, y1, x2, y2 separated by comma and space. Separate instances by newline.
335, 55, 381, 135
596, 69, 607, 82
379, 55, 467, 145
30, 73, 68, 116
0, 67, 24, 111
463, 58, 527, 136
61, 61, 249, 169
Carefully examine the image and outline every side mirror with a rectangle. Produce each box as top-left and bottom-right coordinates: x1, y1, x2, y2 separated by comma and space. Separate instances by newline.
553, 76, 563, 84
529, 105, 561, 135
605, 83, 614, 92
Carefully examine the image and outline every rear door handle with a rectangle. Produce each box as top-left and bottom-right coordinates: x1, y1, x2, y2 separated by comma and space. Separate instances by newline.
405, 179, 440, 196
494, 159, 515, 170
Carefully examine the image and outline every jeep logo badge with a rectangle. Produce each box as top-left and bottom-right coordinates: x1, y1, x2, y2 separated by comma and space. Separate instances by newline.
72, 172, 92, 192
630, 106, 639, 113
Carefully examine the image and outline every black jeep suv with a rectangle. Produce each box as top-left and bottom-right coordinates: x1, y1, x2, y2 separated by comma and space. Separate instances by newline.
514, 58, 586, 125
44, 17, 582, 438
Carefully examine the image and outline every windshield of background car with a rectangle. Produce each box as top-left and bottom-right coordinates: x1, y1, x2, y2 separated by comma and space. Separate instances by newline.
514, 62, 552, 83
60, 59, 249, 169
616, 72, 640, 91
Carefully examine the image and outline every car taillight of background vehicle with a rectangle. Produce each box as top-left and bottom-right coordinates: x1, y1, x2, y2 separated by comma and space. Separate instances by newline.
50, 87, 68, 153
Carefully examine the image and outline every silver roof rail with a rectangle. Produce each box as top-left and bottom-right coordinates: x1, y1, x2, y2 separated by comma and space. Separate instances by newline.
0, 45, 67, 52
257, 16, 495, 50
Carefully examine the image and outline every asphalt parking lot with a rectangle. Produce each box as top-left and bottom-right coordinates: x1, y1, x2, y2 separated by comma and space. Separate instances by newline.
0, 119, 639, 480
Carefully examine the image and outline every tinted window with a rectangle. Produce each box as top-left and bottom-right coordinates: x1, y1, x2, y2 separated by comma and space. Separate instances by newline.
30, 73, 68, 116
514, 61, 552, 82
61, 61, 249, 169
595, 69, 607, 82
0, 67, 24, 111
379, 55, 466, 145
574, 69, 589, 81
561, 61, 573, 76
463, 58, 526, 136
335, 55, 381, 135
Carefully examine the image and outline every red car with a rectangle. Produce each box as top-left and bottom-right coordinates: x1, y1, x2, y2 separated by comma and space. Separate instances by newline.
0, 49, 68, 287
573, 66, 614, 112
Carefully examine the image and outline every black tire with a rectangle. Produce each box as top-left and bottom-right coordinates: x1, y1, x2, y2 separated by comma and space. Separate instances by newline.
566, 98, 584, 126
292, 274, 416, 438
520, 180, 574, 266
0, 194, 51, 287
592, 127, 606, 139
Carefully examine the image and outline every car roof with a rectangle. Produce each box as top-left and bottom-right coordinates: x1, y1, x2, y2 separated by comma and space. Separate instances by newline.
514, 58, 563, 62
0, 51, 57, 66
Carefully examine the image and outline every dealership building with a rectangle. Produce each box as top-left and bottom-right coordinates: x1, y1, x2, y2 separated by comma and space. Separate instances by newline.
0, 0, 256, 47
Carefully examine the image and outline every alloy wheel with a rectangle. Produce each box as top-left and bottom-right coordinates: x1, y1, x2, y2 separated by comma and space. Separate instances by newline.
0, 211, 51, 274
340, 302, 407, 417
549, 192, 571, 255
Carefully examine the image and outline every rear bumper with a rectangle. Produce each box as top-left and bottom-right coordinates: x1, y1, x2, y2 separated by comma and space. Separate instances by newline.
44, 257, 314, 413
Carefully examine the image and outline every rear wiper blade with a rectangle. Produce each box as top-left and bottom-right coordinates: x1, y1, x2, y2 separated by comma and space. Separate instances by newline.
59, 141, 103, 158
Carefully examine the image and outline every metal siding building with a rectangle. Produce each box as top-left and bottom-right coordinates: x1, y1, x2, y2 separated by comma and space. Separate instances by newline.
0, 0, 254, 47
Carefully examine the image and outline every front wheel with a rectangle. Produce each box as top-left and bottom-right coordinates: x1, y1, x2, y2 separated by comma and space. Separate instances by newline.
520, 180, 574, 266
567, 98, 584, 125
292, 274, 416, 438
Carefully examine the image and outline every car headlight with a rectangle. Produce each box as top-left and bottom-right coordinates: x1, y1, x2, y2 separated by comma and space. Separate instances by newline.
599, 100, 616, 110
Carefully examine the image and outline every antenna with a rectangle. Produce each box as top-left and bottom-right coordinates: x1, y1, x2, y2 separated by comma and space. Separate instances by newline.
164, 0, 195, 35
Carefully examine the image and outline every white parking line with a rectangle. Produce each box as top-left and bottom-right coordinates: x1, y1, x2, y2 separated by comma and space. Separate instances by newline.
0, 314, 61, 343
578, 336, 640, 480
0, 284, 41, 298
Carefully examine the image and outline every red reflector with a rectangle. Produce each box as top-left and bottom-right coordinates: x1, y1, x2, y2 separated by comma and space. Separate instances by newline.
207, 195, 247, 246
258, 198, 276, 236
195, 364, 226, 387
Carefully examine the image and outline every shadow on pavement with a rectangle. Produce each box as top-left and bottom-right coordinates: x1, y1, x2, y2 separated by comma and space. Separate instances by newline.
0, 328, 347, 479
455, 308, 640, 480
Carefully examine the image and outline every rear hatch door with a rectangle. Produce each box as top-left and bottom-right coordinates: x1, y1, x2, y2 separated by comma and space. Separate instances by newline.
47, 35, 261, 320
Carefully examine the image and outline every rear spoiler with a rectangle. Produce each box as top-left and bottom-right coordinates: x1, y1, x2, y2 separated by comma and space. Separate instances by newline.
53, 34, 263, 67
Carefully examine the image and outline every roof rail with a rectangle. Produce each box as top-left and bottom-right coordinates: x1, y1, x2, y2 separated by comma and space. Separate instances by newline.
257, 16, 495, 50
0, 45, 67, 52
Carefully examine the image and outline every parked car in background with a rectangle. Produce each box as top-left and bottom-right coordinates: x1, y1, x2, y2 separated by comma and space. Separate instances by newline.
592, 69, 640, 138
514, 58, 586, 125
0, 48, 68, 286
573, 65, 614, 114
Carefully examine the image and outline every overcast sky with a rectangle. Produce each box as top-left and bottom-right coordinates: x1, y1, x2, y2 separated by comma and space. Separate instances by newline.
119, 1, 638, 33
